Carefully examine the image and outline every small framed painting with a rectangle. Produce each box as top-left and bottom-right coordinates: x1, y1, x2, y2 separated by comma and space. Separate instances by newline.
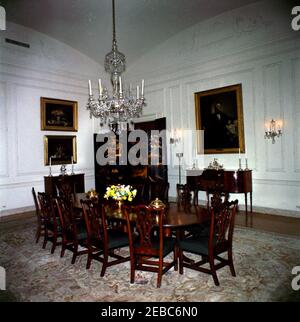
41, 97, 78, 131
194, 84, 245, 154
44, 135, 77, 165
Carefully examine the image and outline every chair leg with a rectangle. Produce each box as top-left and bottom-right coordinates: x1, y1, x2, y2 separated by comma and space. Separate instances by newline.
228, 249, 236, 277
174, 248, 178, 271
130, 256, 135, 284
157, 259, 163, 288
86, 250, 92, 269
42, 239, 47, 249
71, 243, 78, 264
42, 231, 48, 249
36, 228, 41, 243
51, 241, 56, 254
209, 255, 219, 286
51, 232, 57, 254
100, 254, 108, 277
60, 242, 66, 258
179, 249, 184, 275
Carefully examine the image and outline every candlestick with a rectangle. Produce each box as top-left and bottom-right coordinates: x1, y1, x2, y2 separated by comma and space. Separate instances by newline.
238, 157, 242, 171
137, 85, 139, 99
71, 156, 75, 175
88, 80, 92, 95
49, 157, 52, 176
245, 158, 249, 170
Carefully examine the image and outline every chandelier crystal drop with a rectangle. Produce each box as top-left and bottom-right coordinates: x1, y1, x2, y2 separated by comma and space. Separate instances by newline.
87, 0, 146, 131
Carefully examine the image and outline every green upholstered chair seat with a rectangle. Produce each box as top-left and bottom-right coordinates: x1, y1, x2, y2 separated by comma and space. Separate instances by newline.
178, 235, 213, 256
134, 237, 175, 257
107, 230, 129, 249
186, 220, 210, 238
65, 224, 87, 241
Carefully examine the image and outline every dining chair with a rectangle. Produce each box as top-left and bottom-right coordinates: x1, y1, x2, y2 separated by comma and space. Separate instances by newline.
55, 197, 88, 264
185, 191, 230, 239
32, 187, 45, 243
124, 205, 177, 288
37, 192, 62, 254
149, 181, 169, 206
80, 199, 130, 277
56, 180, 75, 202
178, 198, 238, 286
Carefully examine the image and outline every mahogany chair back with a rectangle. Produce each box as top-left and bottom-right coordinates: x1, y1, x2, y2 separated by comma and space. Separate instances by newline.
81, 199, 129, 276
37, 192, 61, 253
32, 187, 44, 243
80, 199, 107, 248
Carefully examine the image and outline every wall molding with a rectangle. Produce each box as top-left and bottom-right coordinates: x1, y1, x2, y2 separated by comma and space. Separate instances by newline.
0, 171, 95, 190
129, 36, 300, 85
291, 57, 300, 172
0, 81, 9, 178
263, 62, 285, 173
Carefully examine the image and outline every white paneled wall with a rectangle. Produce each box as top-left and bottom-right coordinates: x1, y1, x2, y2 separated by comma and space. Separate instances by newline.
0, 22, 104, 216
0, 1, 299, 216
127, 0, 300, 214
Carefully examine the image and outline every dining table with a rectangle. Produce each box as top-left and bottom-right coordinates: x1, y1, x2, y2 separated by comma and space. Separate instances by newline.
73, 193, 210, 235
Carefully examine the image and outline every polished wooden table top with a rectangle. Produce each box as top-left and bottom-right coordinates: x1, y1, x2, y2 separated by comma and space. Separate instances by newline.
74, 193, 209, 229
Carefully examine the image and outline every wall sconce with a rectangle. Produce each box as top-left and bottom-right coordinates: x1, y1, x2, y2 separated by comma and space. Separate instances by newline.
264, 119, 282, 144
170, 128, 182, 145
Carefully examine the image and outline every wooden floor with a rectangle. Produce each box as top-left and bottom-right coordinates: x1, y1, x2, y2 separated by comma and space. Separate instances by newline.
1, 206, 300, 237
235, 210, 300, 237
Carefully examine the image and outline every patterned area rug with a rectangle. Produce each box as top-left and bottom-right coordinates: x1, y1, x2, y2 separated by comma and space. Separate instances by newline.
0, 218, 300, 302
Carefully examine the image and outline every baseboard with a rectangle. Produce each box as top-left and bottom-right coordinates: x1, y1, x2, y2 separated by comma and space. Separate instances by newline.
0, 206, 35, 219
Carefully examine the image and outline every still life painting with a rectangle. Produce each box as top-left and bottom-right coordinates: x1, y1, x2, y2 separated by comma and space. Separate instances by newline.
41, 97, 78, 131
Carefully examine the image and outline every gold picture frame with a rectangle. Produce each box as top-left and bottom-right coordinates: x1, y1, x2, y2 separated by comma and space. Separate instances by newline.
195, 84, 245, 154
44, 135, 77, 165
41, 97, 78, 131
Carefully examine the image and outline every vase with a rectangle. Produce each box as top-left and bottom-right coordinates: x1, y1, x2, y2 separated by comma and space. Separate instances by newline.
115, 197, 123, 215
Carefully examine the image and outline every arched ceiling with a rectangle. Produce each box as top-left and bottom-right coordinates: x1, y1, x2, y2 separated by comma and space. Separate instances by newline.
5, 0, 259, 66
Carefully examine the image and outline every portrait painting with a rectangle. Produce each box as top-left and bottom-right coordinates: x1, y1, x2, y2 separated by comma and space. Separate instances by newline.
44, 135, 77, 165
194, 84, 245, 154
41, 97, 78, 131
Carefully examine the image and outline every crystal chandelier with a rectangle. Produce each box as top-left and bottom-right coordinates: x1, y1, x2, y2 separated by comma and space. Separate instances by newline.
87, 0, 146, 132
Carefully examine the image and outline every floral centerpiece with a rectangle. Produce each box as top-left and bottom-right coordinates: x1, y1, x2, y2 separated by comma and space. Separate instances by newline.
104, 185, 137, 210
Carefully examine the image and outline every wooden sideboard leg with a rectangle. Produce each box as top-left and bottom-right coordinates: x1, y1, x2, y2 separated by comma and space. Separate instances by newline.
250, 192, 253, 227
245, 193, 248, 226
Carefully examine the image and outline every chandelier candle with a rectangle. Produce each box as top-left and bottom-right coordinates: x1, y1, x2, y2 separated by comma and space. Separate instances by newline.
88, 80, 92, 96
98, 79, 103, 96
